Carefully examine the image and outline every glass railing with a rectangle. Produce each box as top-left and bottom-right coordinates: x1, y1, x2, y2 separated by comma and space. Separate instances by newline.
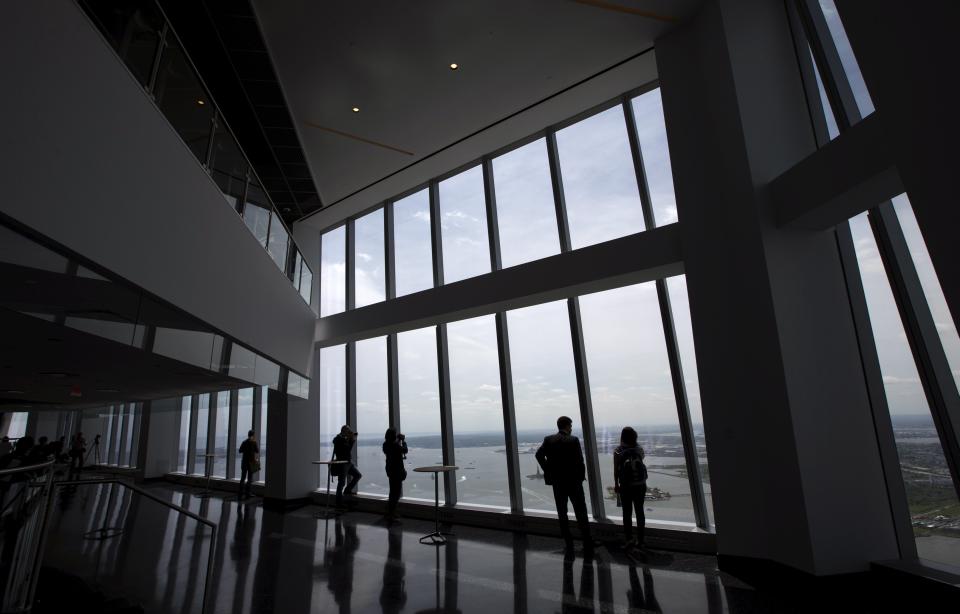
0, 460, 56, 612
44, 478, 217, 614
77, 0, 313, 307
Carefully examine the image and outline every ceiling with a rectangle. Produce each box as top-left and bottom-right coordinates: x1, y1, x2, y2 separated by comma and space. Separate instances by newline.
252, 0, 700, 222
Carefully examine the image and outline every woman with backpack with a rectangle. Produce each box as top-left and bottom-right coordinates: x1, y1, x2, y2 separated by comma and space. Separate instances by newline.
613, 426, 648, 549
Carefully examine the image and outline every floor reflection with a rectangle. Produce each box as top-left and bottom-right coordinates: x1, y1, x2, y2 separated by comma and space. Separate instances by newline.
42, 481, 774, 613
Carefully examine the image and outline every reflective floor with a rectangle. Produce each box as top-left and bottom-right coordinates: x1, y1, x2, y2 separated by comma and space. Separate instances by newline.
41, 480, 797, 613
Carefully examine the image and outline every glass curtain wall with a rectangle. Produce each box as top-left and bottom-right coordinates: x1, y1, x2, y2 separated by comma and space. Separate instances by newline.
354, 209, 386, 307
393, 190, 434, 297
236, 388, 254, 477
319, 346, 346, 469
213, 391, 230, 478
355, 337, 390, 496
438, 166, 490, 284
258, 386, 268, 483
194, 394, 210, 476
447, 315, 509, 508
321, 227, 347, 317
177, 396, 191, 473
397, 327, 444, 502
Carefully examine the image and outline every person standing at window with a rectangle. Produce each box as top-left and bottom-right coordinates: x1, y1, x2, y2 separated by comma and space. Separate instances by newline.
332, 425, 362, 506
238, 430, 259, 499
382, 428, 407, 520
535, 416, 594, 551
613, 426, 648, 549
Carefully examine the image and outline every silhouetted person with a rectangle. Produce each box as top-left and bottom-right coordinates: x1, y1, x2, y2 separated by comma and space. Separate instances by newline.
379, 523, 406, 614
613, 426, 648, 549
382, 428, 408, 519
238, 430, 259, 498
535, 416, 593, 550
332, 425, 361, 506
52, 436, 66, 462
69, 432, 86, 473
29, 436, 50, 464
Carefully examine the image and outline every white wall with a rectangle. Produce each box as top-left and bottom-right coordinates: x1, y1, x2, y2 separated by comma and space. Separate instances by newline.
0, 0, 314, 374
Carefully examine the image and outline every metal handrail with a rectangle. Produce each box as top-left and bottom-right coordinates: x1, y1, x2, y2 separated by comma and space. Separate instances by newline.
0, 459, 56, 477
49, 478, 217, 614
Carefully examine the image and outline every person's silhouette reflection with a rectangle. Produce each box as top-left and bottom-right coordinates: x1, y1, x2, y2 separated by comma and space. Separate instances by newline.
626, 562, 662, 613
326, 517, 360, 614
379, 524, 406, 614
559, 550, 595, 613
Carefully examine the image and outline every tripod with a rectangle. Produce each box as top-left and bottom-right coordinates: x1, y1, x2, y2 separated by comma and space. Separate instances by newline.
85, 435, 101, 466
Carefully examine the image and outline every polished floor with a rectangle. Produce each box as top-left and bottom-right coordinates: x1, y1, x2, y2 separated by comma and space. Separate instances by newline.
40, 479, 805, 613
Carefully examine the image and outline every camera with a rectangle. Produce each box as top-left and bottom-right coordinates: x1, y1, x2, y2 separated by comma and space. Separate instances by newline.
397, 433, 405, 440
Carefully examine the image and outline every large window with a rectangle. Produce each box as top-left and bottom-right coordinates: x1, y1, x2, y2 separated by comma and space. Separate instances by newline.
319, 345, 346, 468
236, 388, 254, 479
438, 166, 490, 284
816, 0, 874, 118
177, 397, 191, 473
555, 105, 645, 249
257, 386, 268, 483
267, 212, 290, 273
850, 213, 960, 566
447, 315, 508, 508
393, 190, 433, 297
194, 394, 210, 476
397, 327, 444, 502
631, 89, 678, 226
355, 337, 389, 496
507, 300, 591, 515
580, 283, 694, 524
491, 138, 560, 268
354, 209, 386, 307
213, 391, 230, 478
321, 226, 347, 317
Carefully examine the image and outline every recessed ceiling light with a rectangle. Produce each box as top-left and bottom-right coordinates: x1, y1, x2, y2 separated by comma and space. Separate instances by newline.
197, 99, 206, 106
449, 63, 459, 70
351, 107, 360, 113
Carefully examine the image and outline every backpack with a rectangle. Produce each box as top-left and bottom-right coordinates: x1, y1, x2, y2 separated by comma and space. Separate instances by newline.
620, 447, 647, 486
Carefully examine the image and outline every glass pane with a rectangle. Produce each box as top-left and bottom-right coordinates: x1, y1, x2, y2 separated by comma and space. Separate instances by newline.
491, 138, 560, 268
448, 315, 508, 508
194, 394, 209, 476
153, 37, 213, 162
393, 190, 434, 296
235, 388, 253, 480
105, 406, 117, 464
439, 166, 490, 283
3, 412, 28, 439
892, 194, 960, 392
507, 300, 593, 515
257, 386, 268, 482
631, 89, 678, 226
809, 45, 841, 140
849, 213, 960, 567
82, 0, 163, 87
212, 391, 229, 478
123, 405, 136, 467
817, 0, 875, 118
580, 283, 695, 524
319, 345, 346, 470
210, 120, 247, 208
300, 262, 313, 305
397, 326, 444, 502
355, 209, 386, 307
243, 184, 272, 248
112, 405, 125, 465
321, 226, 346, 317
355, 337, 389, 496
556, 105, 645, 249
665, 275, 713, 523
267, 212, 290, 273
177, 396, 191, 473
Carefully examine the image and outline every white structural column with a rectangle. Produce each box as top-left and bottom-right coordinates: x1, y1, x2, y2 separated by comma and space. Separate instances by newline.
656, 0, 899, 575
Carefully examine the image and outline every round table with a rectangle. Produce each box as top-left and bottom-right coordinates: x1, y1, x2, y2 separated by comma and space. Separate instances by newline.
413, 465, 458, 545
197, 453, 216, 498
312, 460, 349, 519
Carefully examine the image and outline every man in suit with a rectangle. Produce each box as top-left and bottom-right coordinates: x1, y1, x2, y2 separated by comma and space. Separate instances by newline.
535, 416, 594, 550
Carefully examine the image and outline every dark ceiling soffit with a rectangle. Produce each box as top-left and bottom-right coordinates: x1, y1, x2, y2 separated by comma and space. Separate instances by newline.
300, 45, 657, 225
316, 223, 683, 347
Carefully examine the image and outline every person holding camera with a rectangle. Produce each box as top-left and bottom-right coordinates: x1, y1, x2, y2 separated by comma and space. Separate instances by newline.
332, 425, 362, 506
382, 428, 408, 519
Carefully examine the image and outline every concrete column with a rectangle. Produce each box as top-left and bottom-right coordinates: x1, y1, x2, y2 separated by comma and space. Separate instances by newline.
656, 0, 898, 575
263, 348, 320, 501
140, 397, 181, 479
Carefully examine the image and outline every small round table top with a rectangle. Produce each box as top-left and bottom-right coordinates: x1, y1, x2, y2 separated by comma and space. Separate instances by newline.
413, 465, 459, 473
312, 460, 349, 465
